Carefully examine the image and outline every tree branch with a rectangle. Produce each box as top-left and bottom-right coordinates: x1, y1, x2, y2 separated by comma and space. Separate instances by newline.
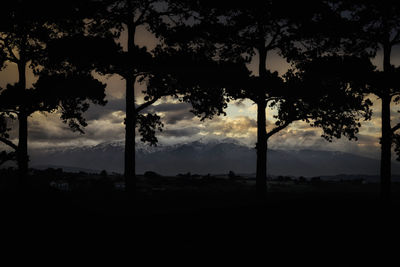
265, 97, 281, 105
0, 137, 18, 151
134, 2, 151, 26
0, 35, 19, 63
265, 27, 280, 51
390, 30, 400, 46
392, 123, 400, 133
135, 96, 160, 113
266, 121, 291, 140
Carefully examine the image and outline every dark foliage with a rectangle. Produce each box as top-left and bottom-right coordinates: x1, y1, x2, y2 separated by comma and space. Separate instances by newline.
0, 1, 107, 177
336, 0, 400, 200
171, 0, 374, 197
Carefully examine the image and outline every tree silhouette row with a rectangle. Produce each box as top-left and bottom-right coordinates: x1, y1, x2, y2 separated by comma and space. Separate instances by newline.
1, 0, 399, 201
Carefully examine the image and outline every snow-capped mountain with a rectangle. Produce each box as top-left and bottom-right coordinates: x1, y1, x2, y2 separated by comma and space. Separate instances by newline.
28, 138, 400, 176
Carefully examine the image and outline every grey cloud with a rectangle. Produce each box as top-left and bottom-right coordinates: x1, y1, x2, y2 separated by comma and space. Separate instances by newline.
299, 131, 317, 138
162, 127, 201, 137
204, 116, 258, 136
233, 99, 247, 108
84, 98, 125, 121
27, 110, 125, 145
355, 133, 379, 144
164, 111, 196, 125
86, 100, 196, 125
148, 102, 196, 125
149, 102, 192, 113
85, 122, 124, 141
29, 124, 79, 142
23, 98, 198, 147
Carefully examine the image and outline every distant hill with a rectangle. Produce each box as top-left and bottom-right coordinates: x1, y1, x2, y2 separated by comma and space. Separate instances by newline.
28, 138, 400, 177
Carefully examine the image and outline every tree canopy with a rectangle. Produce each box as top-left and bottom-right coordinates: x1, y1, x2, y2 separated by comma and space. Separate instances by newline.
0, 0, 107, 174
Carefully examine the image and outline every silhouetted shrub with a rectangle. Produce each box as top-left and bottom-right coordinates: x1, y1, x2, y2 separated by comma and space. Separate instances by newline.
298, 176, 307, 183
144, 171, 161, 179
310, 177, 321, 185
228, 170, 236, 180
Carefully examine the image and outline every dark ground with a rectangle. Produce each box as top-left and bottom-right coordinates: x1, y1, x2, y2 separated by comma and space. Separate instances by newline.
1, 171, 400, 265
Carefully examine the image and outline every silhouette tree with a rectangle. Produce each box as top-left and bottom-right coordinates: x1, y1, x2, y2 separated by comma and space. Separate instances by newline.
64, 0, 179, 193
227, 55, 372, 197
171, 0, 373, 197
339, 0, 400, 201
0, 1, 107, 182
71, 0, 245, 193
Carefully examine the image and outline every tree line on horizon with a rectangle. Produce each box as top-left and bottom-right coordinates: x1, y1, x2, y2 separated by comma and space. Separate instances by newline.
0, 0, 400, 202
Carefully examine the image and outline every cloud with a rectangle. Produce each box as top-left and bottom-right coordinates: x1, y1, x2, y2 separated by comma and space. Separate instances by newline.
85, 118, 125, 140
162, 127, 201, 137
83, 98, 125, 121
28, 113, 78, 142
150, 102, 191, 113
17, 97, 199, 149
232, 99, 247, 108
265, 125, 381, 159
203, 116, 258, 138
83, 95, 193, 123
0, 85, 385, 161
163, 111, 196, 125
149, 102, 196, 125
23, 109, 125, 149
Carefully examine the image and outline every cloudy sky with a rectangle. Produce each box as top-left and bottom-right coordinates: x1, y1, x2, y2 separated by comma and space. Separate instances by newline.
1, 26, 400, 160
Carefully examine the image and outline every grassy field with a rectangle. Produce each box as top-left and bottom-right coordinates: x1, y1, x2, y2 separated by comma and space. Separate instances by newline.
1, 169, 399, 264
2, 168, 400, 215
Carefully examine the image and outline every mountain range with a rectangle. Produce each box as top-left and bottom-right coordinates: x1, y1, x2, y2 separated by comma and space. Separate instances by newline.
28, 138, 400, 177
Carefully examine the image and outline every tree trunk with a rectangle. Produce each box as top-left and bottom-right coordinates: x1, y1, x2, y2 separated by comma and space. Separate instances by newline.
256, 46, 268, 199
381, 95, 391, 202
380, 42, 392, 202
124, 6, 136, 194
256, 100, 267, 199
125, 76, 136, 193
17, 60, 28, 184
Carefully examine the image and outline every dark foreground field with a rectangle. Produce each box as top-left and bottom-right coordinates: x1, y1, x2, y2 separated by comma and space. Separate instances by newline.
1, 170, 399, 265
